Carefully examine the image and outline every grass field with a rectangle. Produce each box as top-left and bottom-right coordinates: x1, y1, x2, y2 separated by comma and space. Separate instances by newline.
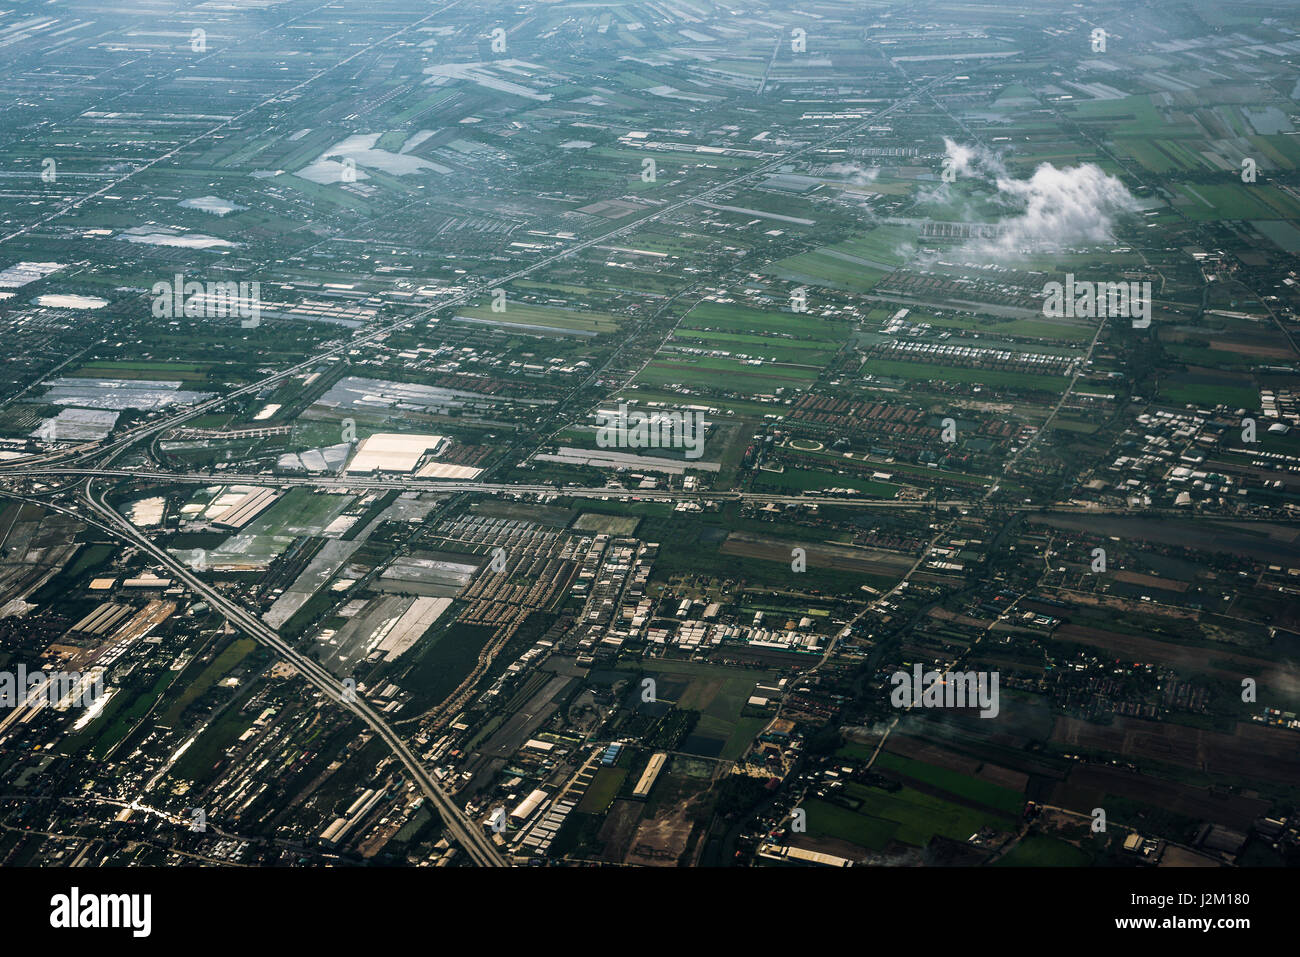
765, 248, 890, 293
994, 834, 1092, 866
455, 302, 623, 335
625, 659, 773, 760
803, 779, 1016, 852
161, 638, 257, 727
398, 622, 495, 712
680, 301, 847, 343
874, 752, 1025, 815
751, 467, 899, 497
69, 360, 213, 383
1175, 183, 1300, 222
1160, 379, 1258, 410
572, 512, 641, 535
209, 488, 355, 564
898, 311, 1097, 343
802, 798, 900, 849
636, 355, 820, 395
578, 767, 628, 813
865, 357, 1072, 393
850, 782, 1015, 847
670, 329, 837, 364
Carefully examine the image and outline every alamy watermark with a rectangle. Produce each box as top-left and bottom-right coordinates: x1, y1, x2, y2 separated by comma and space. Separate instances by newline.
0, 666, 103, 709
50, 887, 150, 937
889, 664, 1000, 718
1042, 273, 1150, 328
151, 273, 262, 328
595, 403, 705, 460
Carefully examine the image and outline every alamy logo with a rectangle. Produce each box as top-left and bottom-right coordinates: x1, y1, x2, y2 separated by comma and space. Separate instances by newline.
889, 664, 1000, 718
1042, 274, 1150, 328
0, 666, 102, 709
50, 888, 151, 938
151, 273, 262, 327
595, 403, 705, 460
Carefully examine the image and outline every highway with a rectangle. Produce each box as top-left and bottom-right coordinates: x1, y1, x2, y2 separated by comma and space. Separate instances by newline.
17, 465, 956, 506
81, 480, 507, 866
9, 466, 1275, 520
0, 482, 505, 867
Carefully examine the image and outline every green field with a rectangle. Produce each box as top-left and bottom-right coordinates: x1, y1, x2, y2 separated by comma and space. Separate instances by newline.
803, 779, 1016, 852
161, 638, 257, 727
752, 467, 899, 497
636, 355, 820, 395
208, 488, 356, 564
670, 329, 837, 364
1160, 380, 1258, 410
802, 798, 901, 849
680, 301, 847, 343
765, 248, 890, 293
625, 659, 773, 760
995, 835, 1092, 866
397, 622, 496, 713
1174, 183, 1300, 222
875, 752, 1025, 815
851, 782, 1015, 847
578, 767, 628, 813
69, 360, 213, 383
455, 302, 623, 335
865, 357, 1072, 393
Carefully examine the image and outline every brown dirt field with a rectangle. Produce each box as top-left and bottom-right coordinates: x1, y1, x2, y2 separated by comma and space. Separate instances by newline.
1049, 763, 1269, 829
720, 531, 915, 576
1026, 514, 1300, 566
677, 678, 722, 711
1158, 846, 1224, 867
624, 812, 697, 867
1163, 329, 1295, 360
789, 833, 868, 862
1113, 570, 1189, 592
1053, 623, 1300, 695
598, 799, 645, 863
885, 734, 1029, 792
1051, 715, 1300, 786
1046, 588, 1200, 620
929, 607, 994, 629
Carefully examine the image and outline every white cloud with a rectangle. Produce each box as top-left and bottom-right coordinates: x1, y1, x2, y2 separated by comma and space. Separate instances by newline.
933, 139, 1139, 257
825, 161, 880, 185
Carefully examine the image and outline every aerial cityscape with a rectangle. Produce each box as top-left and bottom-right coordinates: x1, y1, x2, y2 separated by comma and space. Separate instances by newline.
0, 0, 1295, 907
